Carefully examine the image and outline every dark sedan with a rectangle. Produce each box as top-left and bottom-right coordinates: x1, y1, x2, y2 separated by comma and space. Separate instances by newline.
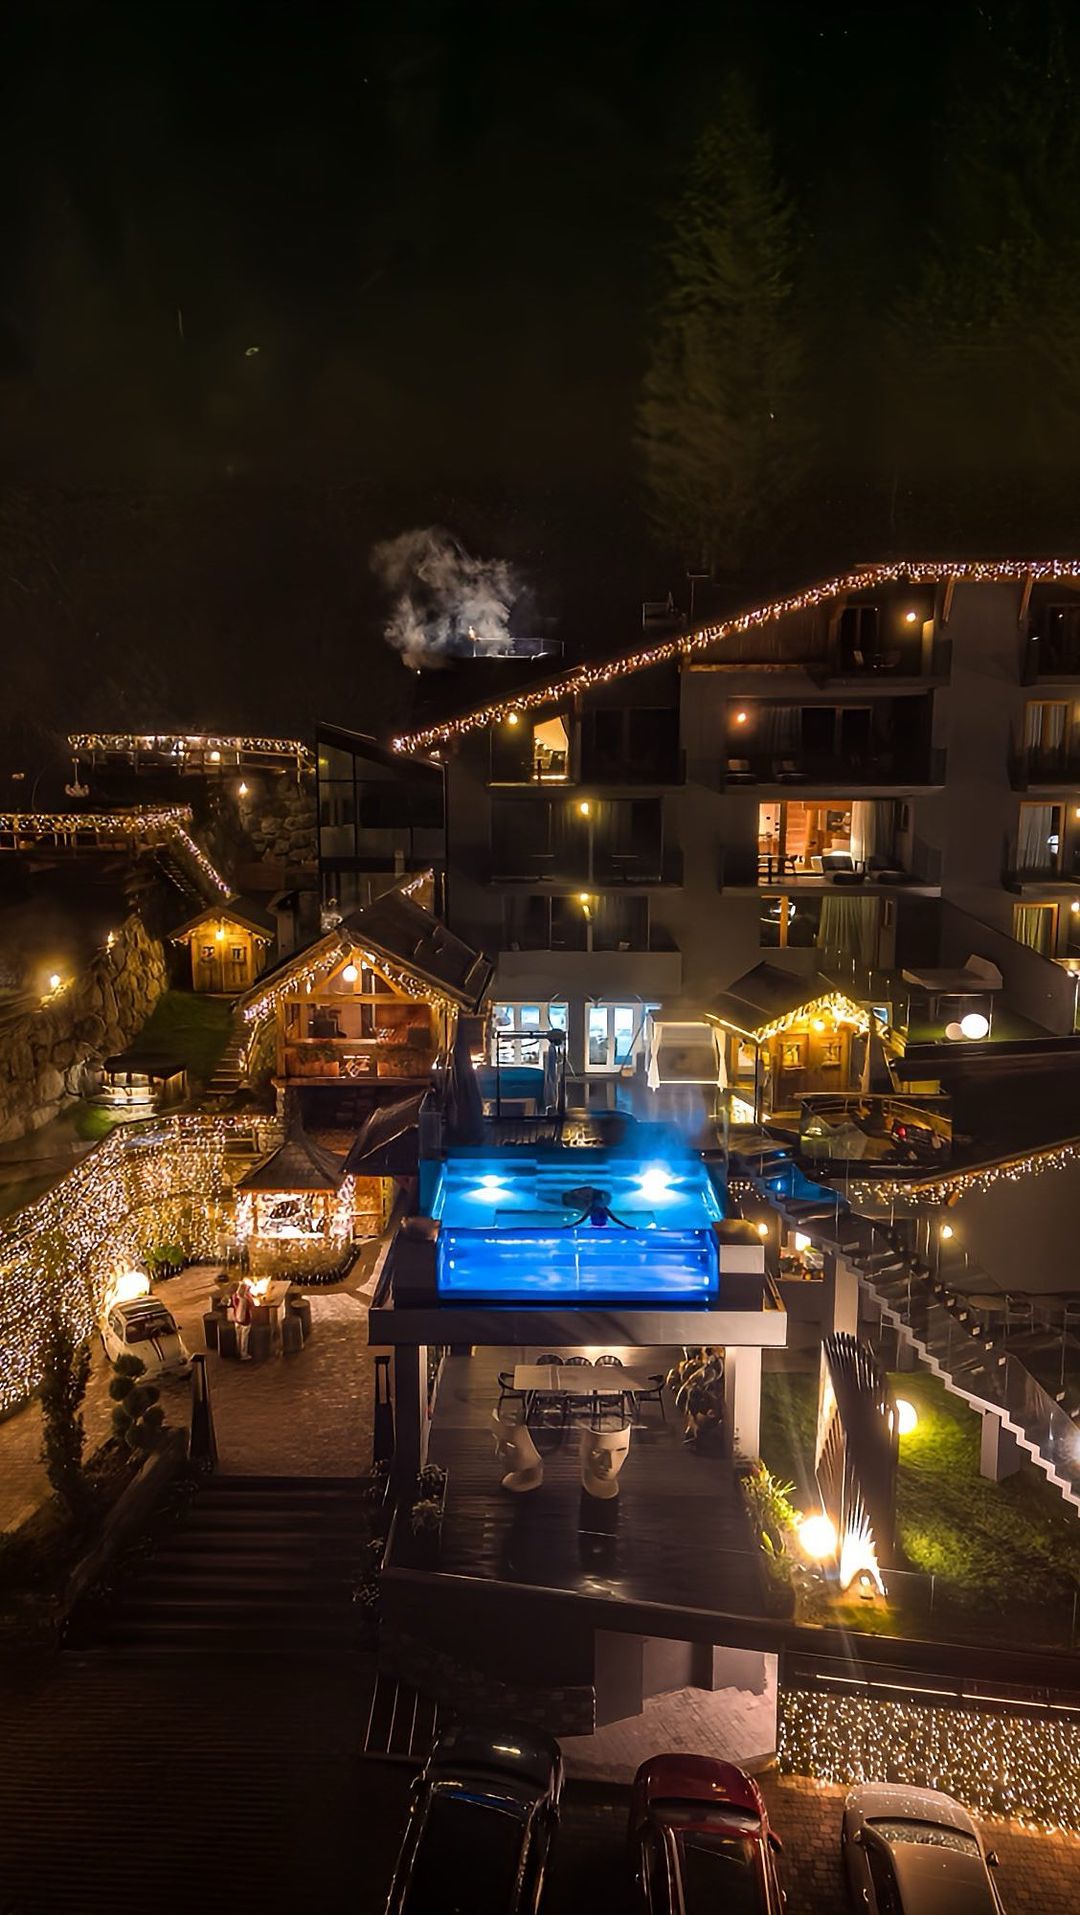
384, 1721, 564, 1915
628, 1753, 786, 1914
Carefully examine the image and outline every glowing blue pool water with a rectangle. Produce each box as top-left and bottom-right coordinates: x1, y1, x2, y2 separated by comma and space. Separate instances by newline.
431, 1133, 724, 1304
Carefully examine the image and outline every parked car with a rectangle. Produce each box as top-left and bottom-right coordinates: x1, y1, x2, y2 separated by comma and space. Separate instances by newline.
384, 1721, 563, 1915
628, 1753, 785, 1913
100, 1296, 192, 1379
842, 1782, 1007, 1913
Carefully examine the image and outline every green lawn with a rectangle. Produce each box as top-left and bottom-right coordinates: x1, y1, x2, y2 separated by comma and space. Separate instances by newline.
125, 991, 234, 1084
760, 1365, 1080, 1621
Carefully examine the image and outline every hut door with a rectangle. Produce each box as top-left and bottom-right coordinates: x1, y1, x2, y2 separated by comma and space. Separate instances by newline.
195, 941, 223, 992
224, 939, 251, 991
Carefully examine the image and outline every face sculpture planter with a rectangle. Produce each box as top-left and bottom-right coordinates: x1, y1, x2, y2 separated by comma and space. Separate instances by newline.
491, 1407, 544, 1493
579, 1420, 632, 1500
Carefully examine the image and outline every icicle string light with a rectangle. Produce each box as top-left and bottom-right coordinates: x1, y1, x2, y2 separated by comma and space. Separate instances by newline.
240, 932, 462, 1025
0, 807, 231, 898
68, 731, 313, 766
0, 1113, 280, 1416
779, 1691, 1080, 1835
391, 559, 1080, 755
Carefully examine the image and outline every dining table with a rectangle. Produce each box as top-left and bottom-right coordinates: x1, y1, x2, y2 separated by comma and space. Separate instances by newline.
512, 1362, 652, 1406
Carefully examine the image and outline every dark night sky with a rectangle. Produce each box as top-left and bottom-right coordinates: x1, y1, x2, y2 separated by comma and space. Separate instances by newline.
0, 2, 1016, 740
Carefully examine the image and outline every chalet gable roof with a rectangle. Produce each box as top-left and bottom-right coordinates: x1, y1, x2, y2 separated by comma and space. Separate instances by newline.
390, 558, 1080, 756
170, 895, 277, 940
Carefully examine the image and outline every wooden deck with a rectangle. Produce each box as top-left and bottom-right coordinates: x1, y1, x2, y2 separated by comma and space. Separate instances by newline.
425, 1349, 764, 1618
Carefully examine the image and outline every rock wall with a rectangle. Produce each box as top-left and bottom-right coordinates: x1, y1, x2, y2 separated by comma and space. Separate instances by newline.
0, 912, 168, 1142
241, 773, 317, 868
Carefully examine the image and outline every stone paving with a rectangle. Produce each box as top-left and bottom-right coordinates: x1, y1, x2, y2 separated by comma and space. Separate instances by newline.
0, 1247, 381, 1529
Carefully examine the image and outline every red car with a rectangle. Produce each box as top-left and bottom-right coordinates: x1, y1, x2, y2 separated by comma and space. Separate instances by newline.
628, 1755, 786, 1914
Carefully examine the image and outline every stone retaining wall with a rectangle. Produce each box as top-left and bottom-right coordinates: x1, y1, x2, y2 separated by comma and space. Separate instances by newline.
0, 912, 168, 1142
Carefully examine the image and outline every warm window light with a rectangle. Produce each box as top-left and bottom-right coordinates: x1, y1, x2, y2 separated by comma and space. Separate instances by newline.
940, 1222, 954, 1240
794, 1231, 811, 1252
756, 1220, 770, 1239
798, 1512, 838, 1561
959, 1011, 990, 1040
578, 800, 591, 817
505, 712, 521, 727
904, 609, 918, 624
894, 1397, 919, 1436
341, 962, 359, 984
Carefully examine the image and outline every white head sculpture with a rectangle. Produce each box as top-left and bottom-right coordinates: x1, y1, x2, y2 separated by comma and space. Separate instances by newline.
579, 1420, 632, 1500
491, 1407, 543, 1493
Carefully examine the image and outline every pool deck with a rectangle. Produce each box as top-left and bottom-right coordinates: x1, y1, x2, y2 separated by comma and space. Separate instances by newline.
417, 1348, 765, 1617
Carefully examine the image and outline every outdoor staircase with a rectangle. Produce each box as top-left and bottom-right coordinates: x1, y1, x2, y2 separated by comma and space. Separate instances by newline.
207, 1015, 247, 1098
69, 1475, 370, 1656
153, 843, 207, 909
737, 1148, 1080, 1513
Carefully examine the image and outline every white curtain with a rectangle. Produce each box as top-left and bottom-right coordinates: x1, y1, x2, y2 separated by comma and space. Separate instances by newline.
1024, 704, 1067, 750
1017, 804, 1055, 871
817, 893, 878, 963
850, 800, 894, 867
1013, 904, 1053, 955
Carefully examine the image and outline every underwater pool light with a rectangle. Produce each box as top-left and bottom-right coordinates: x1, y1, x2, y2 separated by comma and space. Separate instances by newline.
636, 1165, 674, 1201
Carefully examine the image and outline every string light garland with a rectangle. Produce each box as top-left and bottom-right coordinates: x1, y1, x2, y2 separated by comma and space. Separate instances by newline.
391, 559, 1080, 755
0, 807, 231, 898
779, 1691, 1080, 1835
0, 1113, 280, 1417
240, 932, 465, 1026
68, 731, 313, 767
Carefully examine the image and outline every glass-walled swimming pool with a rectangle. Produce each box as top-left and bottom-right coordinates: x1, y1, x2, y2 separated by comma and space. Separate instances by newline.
431, 1132, 724, 1304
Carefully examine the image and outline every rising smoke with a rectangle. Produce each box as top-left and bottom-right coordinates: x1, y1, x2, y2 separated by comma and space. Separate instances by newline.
370, 527, 519, 669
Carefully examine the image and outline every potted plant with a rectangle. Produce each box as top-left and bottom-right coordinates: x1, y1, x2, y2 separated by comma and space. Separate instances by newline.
408, 1462, 447, 1564
667, 1348, 726, 1452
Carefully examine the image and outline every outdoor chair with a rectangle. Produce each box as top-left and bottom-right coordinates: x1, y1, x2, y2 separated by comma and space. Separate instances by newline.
497, 1370, 529, 1415
594, 1354, 624, 1367
630, 1373, 667, 1421
535, 1353, 563, 1366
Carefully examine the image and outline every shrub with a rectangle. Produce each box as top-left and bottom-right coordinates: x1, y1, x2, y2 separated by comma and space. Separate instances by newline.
109, 1354, 166, 1454
39, 1310, 92, 1514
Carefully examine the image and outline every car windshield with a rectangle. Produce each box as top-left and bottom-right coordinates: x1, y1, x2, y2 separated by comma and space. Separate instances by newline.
125, 1311, 175, 1342
402, 1791, 525, 1914
871, 1821, 979, 1855
677, 1832, 766, 1914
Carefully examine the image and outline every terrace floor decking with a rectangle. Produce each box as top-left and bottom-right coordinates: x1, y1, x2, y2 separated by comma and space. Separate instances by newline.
424, 1348, 765, 1618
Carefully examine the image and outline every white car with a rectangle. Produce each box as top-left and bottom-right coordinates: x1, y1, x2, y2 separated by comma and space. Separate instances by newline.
101, 1296, 192, 1380
842, 1784, 1006, 1915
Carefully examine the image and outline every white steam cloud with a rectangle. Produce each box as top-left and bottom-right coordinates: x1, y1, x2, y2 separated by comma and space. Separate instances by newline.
371, 526, 519, 669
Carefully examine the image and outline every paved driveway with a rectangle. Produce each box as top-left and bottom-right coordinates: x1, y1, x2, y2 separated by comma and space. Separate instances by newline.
0, 1250, 380, 1529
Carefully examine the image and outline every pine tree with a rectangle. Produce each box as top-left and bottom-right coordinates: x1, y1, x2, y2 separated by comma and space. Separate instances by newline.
39, 1308, 92, 1515
886, 5, 1080, 544
637, 77, 805, 576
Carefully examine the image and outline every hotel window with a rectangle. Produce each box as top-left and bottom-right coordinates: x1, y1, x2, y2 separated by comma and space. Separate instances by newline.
1023, 701, 1070, 767
490, 711, 571, 783
491, 1001, 568, 1065
586, 1002, 658, 1071
1012, 902, 1057, 956
1016, 802, 1063, 874
758, 799, 895, 879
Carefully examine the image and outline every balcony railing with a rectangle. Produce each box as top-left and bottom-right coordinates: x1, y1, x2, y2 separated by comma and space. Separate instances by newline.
283, 1035, 434, 1082
723, 749, 943, 789
1007, 744, 1080, 790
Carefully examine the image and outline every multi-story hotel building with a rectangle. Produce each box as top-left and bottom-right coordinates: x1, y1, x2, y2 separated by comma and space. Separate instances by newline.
316, 562, 1080, 1108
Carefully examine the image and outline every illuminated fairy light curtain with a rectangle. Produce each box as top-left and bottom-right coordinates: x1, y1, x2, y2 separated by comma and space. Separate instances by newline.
0, 1114, 280, 1416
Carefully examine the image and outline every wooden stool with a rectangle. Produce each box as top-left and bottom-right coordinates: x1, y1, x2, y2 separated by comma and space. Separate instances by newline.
288, 1296, 313, 1340
218, 1321, 239, 1360
282, 1314, 304, 1356
202, 1312, 219, 1352
249, 1323, 273, 1362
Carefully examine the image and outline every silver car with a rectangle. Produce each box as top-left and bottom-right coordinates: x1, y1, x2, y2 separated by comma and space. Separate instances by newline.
101, 1296, 192, 1380
842, 1783, 1007, 1914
